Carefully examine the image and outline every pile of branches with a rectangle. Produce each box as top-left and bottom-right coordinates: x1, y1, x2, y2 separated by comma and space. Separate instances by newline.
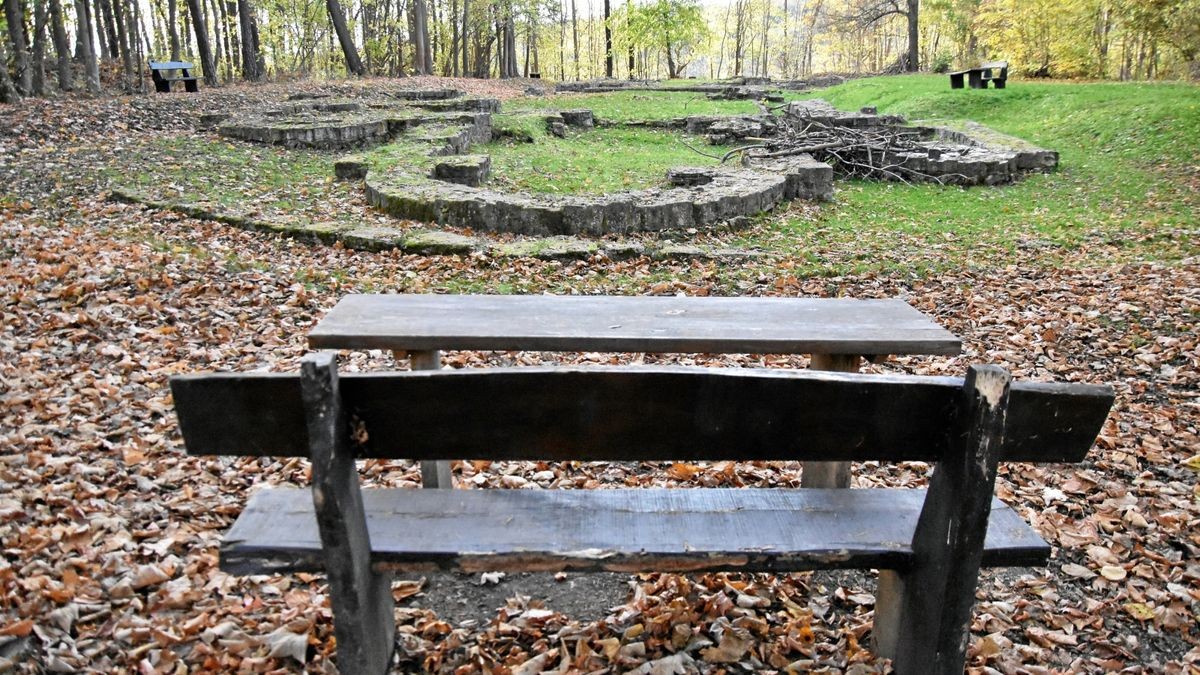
713, 113, 953, 184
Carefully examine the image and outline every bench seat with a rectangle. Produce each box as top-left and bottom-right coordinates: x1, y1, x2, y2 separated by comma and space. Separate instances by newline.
222, 487, 1051, 576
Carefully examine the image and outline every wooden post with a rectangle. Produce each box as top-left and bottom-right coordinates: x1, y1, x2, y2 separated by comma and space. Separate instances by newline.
879, 365, 1011, 673
398, 349, 454, 489
300, 354, 395, 674
801, 353, 860, 488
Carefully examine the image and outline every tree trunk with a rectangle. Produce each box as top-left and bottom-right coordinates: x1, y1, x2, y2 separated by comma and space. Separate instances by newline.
167, 0, 180, 59
411, 0, 430, 74
112, 0, 135, 87
184, 0, 217, 83
4, 0, 32, 93
97, 0, 117, 58
326, 0, 364, 75
217, 0, 235, 79
905, 0, 918, 72
499, 10, 515, 77
48, 0, 70, 89
665, 40, 676, 78
569, 0, 578, 79
236, 0, 261, 79
0, 37, 19, 102
205, 0, 223, 80
31, 0, 48, 94
445, 0, 457, 75
460, 0, 468, 75
602, 0, 611, 77
74, 0, 101, 92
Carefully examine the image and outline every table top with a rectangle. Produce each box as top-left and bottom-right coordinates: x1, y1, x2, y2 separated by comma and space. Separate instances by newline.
309, 294, 960, 356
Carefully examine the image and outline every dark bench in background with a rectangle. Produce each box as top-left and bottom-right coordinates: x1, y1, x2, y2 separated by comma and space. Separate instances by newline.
172, 355, 1111, 674
149, 60, 200, 93
950, 60, 1009, 89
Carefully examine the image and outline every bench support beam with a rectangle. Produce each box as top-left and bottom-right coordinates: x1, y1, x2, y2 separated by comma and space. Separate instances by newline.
400, 349, 455, 489
883, 364, 1011, 673
801, 352, 860, 488
302, 354, 395, 674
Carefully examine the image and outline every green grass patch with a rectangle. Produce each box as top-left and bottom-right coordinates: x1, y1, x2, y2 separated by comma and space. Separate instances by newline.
504, 90, 770, 121
484, 126, 725, 194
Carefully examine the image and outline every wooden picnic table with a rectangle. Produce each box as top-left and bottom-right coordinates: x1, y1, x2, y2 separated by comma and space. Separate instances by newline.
309, 294, 961, 489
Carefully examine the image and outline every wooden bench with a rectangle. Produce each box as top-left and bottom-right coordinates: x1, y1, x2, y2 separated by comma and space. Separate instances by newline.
171, 354, 1112, 673
149, 60, 200, 93
950, 61, 1008, 89
309, 294, 964, 490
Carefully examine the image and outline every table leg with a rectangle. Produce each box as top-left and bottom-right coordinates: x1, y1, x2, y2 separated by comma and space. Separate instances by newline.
800, 353, 860, 489
399, 349, 455, 489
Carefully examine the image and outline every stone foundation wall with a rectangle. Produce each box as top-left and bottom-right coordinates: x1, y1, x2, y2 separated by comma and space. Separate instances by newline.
365, 166, 816, 236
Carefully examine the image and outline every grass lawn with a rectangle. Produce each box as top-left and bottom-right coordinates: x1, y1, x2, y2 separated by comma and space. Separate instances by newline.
747, 75, 1200, 274
484, 126, 725, 194
502, 89, 790, 121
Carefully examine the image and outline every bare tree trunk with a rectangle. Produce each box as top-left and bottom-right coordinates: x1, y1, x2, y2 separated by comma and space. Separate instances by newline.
112, 0, 135, 87
217, 0, 234, 79
569, 0, 578, 79
167, 0, 180, 59
460, 0, 468, 75
236, 0, 261, 79
0, 37, 19, 102
74, 0, 101, 92
499, 9, 515, 77
184, 0, 217, 83
733, 0, 745, 76
411, 0, 430, 74
445, 0, 457, 75
97, 0, 117, 58
905, 0, 918, 71
4, 0, 32, 93
48, 0, 70, 89
326, 0, 364, 74
759, 0, 769, 77
205, 0, 224, 80
31, 0, 48, 94
557, 0, 564, 78
602, 0, 611, 77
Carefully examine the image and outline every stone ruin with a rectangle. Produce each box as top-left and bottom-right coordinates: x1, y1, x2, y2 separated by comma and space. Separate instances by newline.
206, 89, 1056, 239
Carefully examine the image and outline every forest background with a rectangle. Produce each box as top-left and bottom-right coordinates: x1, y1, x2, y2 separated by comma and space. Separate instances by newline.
0, 0, 1198, 103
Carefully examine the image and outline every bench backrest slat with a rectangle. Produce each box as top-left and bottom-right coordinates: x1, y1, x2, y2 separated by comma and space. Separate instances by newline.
171, 366, 1112, 463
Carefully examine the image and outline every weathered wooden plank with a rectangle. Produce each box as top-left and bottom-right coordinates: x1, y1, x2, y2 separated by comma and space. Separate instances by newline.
308, 295, 962, 356
300, 354, 394, 675
172, 366, 1114, 463
218, 487, 1050, 576
890, 365, 1011, 674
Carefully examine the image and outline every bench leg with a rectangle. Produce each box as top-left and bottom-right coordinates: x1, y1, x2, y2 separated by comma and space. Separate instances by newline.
886, 365, 1012, 674
404, 349, 455, 489
185, 79, 199, 92
302, 354, 395, 674
800, 353, 859, 488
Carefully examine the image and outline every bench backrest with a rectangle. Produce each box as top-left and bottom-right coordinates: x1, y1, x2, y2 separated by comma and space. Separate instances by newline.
172, 359, 1112, 464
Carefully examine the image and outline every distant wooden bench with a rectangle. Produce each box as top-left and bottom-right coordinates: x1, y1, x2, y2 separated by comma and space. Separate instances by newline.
149, 60, 200, 93
172, 355, 1111, 674
950, 61, 1008, 89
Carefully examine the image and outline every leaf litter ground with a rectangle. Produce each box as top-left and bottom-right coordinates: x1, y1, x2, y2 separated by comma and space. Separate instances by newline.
0, 78, 1197, 673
